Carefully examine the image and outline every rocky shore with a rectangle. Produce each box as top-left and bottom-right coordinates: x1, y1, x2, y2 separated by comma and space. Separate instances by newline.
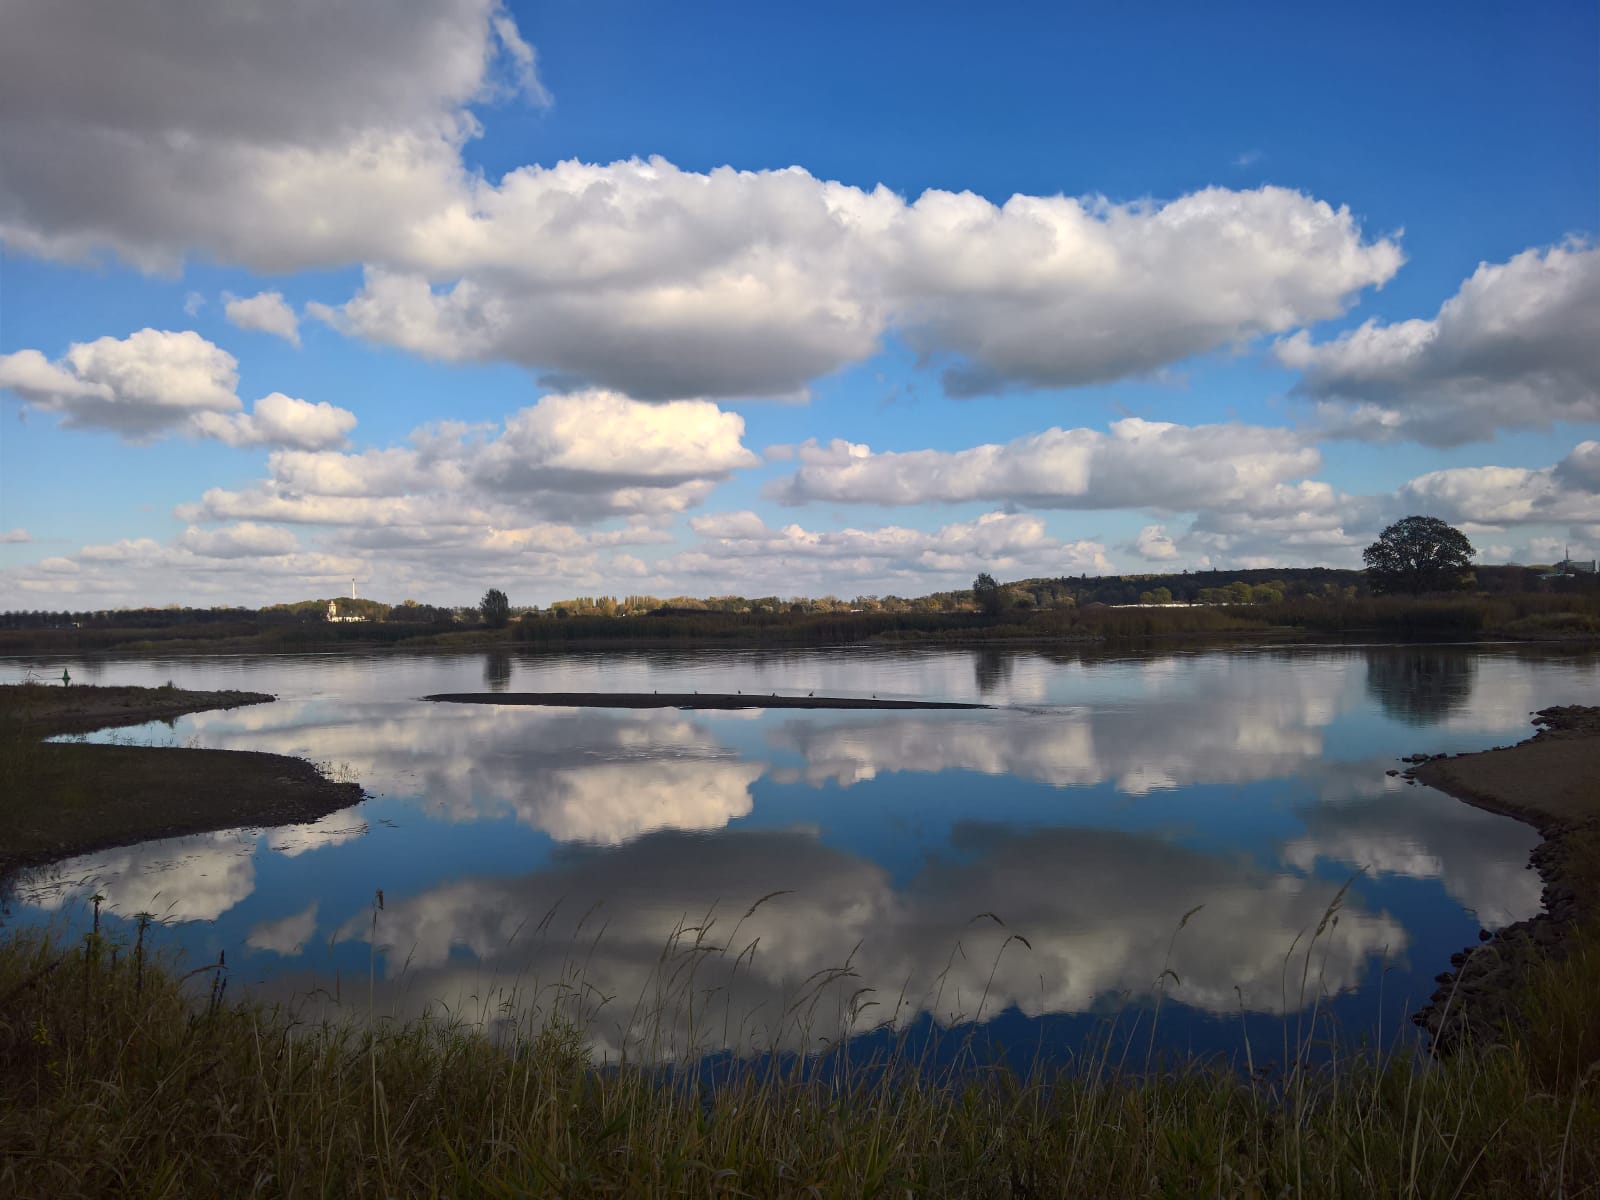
1409, 706, 1600, 1053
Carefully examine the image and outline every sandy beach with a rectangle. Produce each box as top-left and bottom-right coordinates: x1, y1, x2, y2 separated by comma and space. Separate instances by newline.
1409, 706, 1600, 1051
1412, 705, 1600, 829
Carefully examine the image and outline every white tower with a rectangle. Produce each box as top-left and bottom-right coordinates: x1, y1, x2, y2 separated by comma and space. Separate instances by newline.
350, 578, 357, 600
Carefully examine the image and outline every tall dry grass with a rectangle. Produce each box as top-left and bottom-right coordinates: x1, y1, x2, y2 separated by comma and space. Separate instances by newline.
2, 883, 1597, 1199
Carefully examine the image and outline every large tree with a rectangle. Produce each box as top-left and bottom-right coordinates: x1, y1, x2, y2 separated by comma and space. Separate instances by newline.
479, 588, 511, 628
972, 572, 1005, 617
1362, 516, 1475, 595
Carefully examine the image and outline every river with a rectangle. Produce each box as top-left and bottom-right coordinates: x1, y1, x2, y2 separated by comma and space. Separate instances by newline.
5, 642, 1595, 1069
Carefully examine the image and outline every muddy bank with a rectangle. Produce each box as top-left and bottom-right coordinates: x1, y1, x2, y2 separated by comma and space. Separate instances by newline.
1411, 705, 1600, 828
425, 691, 991, 710
0, 684, 363, 878
1408, 706, 1600, 1053
1, 682, 276, 736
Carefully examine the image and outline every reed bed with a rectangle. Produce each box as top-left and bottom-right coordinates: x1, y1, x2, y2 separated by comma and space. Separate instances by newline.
2, 888, 1596, 1200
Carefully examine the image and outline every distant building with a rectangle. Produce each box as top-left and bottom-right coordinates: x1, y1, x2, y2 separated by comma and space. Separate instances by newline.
327, 581, 366, 622
1544, 548, 1598, 579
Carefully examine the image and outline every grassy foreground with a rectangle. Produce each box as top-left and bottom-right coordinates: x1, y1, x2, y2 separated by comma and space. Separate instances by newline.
0, 919, 1596, 1198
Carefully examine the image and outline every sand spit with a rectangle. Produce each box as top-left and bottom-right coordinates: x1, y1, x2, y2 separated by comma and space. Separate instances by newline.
1409, 706, 1600, 1053
424, 691, 991, 710
0, 684, 363, 877
2, 683, 276, 736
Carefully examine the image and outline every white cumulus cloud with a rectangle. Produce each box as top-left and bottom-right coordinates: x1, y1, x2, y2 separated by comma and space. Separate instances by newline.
0, 329, 240, 438
185, 389, 756, 527
4, 388, 763, 606
0, 532, 366, 607
1396, 449, 1600, 528
1553, 440, 1600, 492
474, 389, 759, 490
768, 418, 1322, 513
669, 510, 1111, 595
0, 4, 1400, 401
190, 392, 357, 450
224, 291, 301, 346
176, 522, 300, 559
0, 0, 547, 272
0, 330, 355, 448
319, 172, 1401, 401
1280, 241, 1600, 445
888, 185, 1401, 396
1134, 525, 1179, 560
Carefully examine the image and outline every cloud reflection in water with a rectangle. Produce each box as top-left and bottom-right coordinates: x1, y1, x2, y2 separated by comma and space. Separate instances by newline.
23, 810, 366, 925
1283, 779, 1542, 929
189, 703, 763, 845
305, 822, 1404, 1058
22, 643, 1578, 1065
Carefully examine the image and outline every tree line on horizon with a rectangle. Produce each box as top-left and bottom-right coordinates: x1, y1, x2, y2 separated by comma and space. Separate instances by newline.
2, 517, 1595, 633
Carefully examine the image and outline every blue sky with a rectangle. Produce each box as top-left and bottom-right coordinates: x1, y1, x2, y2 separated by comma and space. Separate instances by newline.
1, 0, 1596, 607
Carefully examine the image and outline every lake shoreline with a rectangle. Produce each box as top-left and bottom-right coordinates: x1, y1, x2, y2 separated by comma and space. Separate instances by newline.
1409, 706, 1600, 1052
0, 683, 364, 879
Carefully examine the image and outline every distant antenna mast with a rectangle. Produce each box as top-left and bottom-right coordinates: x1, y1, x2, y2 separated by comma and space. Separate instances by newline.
351, 578, 357, 600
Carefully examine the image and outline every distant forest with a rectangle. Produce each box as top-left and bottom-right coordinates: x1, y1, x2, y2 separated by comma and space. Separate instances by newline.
3, 563, 1595, 653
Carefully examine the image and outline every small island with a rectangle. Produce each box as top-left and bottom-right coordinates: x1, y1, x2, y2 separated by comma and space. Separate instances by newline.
424, 691, 990, 710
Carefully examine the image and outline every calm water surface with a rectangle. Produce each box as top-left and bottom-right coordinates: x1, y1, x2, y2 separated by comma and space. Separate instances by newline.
6, 643, 1595, 1067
